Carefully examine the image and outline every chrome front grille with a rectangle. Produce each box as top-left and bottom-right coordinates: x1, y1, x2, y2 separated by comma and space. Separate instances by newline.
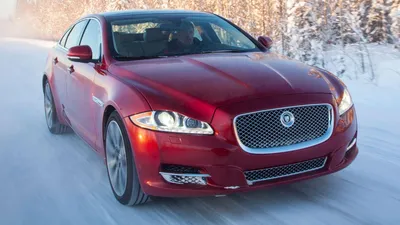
234, 104, 333, 153
245, 157, 327, 185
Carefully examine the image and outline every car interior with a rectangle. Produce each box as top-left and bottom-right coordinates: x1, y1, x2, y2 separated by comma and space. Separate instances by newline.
112, 22, 206, 58
113, 28, 168, 57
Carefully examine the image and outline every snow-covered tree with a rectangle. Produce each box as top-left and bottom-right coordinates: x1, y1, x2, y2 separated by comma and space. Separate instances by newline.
327, 0, 360, 45
366, 0, 393, 43
11, 0, 400, 49
273, 0, 288, 55
357, 0, 373, 37
350, 0, 365, 38
82, 0, 106, 15
286, 0, 324, 67
107, 0, 131, 11
390, 0, 400, 44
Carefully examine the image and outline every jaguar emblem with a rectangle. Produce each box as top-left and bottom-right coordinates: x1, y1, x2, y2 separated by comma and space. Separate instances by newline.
280, 111, 295, 128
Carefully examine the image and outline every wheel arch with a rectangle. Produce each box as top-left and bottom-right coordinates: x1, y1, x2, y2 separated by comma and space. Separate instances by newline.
102, 104, 117, 142
101, 103, 150, 205
96, 71, 152, 156
42, 73, 48, 93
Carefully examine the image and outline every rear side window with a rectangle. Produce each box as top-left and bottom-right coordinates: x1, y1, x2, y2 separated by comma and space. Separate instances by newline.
80, 20, 101, 60
65, 20, 89, 49
59, 28, 71, 47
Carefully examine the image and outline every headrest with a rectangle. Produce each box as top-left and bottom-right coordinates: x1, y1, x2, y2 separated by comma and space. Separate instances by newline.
113, 32, 143, 42
143, 28, 165, 42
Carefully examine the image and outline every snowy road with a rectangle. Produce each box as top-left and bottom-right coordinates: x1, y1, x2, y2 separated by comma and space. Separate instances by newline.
0, 38, 399, 225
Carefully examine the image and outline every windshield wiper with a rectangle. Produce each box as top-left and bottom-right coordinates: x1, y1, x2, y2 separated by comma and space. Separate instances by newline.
160, 50, 250, 58
114, 55, 169, 61
200, 49, 250, 54
114, 50, 251, 60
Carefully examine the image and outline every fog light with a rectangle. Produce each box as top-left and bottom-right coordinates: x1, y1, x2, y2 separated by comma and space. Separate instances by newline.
346, 138, 357, 152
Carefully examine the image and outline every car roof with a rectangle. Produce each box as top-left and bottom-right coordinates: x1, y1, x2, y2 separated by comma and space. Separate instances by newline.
96, 9, 213, 19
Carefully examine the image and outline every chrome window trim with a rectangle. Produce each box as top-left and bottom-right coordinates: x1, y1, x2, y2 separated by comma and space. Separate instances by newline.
233, 103, 334, 154
56, 17, 103, 61
58, 27, 72, 48
245, 157, 327, 185
59, 18, 90, 51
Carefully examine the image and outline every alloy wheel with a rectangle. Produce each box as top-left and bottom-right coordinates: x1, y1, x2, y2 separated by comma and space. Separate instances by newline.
106, 120, 128, 197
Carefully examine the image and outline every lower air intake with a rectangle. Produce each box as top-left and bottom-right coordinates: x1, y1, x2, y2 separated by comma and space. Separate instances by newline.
245, 157, 327, 185
161, 164, 200, 174
160, 172, 210, 185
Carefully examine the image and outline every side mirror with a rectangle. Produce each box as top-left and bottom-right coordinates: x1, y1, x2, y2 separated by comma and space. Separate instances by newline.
67, 45, 93, 63
258, 36, 273, 50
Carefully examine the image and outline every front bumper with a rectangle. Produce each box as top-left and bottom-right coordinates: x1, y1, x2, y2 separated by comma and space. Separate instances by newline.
123, 97, 358, 198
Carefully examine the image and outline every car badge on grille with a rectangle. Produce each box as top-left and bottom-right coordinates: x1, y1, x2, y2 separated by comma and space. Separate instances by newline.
280, 111, 295, 128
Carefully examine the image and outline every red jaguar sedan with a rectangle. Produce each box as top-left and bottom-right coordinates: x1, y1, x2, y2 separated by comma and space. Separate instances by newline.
42, 10, 358, 205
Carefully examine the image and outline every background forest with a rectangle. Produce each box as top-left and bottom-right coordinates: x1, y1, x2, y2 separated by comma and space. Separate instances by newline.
11, 0, 400, 80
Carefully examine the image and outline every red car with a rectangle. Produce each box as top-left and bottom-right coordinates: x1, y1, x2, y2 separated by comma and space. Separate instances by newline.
43, 10, 358, 206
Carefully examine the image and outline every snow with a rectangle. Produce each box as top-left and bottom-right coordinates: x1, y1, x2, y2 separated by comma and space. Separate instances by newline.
0, 38, 400, 225
322, 43, 400, 88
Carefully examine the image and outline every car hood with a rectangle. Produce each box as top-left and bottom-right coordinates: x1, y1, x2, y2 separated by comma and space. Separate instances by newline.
111, 52, 341, 122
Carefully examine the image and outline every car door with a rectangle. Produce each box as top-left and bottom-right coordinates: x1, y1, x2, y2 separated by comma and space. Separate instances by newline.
65, 19, 102, 149
51, 27, 72, 110
56, 19, 89, 119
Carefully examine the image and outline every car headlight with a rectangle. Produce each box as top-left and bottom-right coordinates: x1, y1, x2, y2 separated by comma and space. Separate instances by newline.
338, 88, 353, 116
129, 111, 214, 135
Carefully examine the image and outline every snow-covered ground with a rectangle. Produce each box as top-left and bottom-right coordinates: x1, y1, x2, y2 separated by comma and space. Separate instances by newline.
0, 38, 399, 225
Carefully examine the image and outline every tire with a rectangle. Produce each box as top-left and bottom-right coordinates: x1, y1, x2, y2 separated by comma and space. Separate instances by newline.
105, 111, 149, 206
43, 80, 70, 134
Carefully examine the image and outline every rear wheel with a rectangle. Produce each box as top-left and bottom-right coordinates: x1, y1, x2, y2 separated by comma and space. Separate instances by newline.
105, 111, 149, 206
44, 80, 69, 134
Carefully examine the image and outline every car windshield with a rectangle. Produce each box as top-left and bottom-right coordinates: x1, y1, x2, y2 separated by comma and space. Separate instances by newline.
108, 14, 261, 60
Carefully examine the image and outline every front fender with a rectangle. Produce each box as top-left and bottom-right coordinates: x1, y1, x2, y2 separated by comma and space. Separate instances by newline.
92, 71, 152, 155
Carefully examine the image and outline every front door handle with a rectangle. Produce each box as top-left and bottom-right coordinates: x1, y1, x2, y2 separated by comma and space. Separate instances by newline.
53, 57, 58, 64
68, 65, 74, 74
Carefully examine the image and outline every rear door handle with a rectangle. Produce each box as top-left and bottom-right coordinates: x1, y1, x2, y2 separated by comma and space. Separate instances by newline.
53, 57, 58, 64
68, 65, 74, 74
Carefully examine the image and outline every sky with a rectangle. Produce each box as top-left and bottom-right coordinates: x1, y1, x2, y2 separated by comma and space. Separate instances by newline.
0, 0, 17, 19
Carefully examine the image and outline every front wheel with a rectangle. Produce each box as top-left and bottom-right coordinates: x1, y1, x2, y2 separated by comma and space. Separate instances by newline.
105, 111, 149, 206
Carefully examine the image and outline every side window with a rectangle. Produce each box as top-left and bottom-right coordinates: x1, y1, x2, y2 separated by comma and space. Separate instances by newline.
80, 20, 101, 60
210, 23, 255, 49
65, 20, 88, 49
193, 25, 203, 41
210, 23, 236, 46
59, 28, 71, 47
